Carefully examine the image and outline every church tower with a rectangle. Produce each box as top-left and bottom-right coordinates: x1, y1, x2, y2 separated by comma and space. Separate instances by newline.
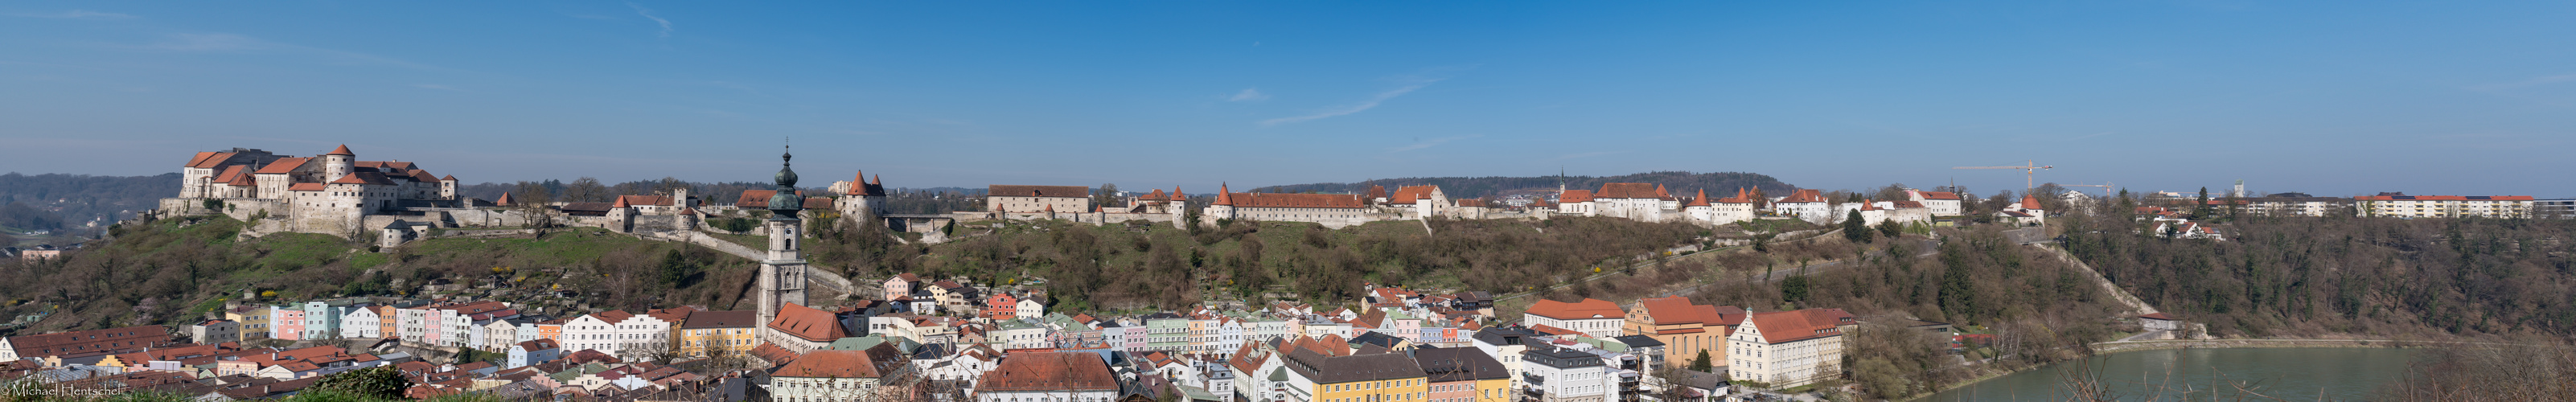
755, 145, 809, 330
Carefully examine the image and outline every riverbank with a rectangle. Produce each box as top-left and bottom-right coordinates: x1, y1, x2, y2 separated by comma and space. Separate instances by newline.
1900, 338, 2435, 401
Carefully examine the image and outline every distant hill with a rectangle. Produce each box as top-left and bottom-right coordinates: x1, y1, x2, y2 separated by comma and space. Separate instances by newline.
1251, 171, 1798, 199
0, 172, 179, 235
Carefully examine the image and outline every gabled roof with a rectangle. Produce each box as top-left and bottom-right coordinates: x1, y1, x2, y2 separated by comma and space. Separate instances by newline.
1595, 183, 1664, 199
766, 302, 848, 342
772, 344, 906, 379
617, 195, 676, 207
1389, 186, 1441, 203
981, 351, 1120, 391
1559, 190, 1593, 203
184, 152, 229, 169
253, 158, 310, 174
1743, 309, 1843, 344
1777, 189, 1828, 203
680, 310, 758, 329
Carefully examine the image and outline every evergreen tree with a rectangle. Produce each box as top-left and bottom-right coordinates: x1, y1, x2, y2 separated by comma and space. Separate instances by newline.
2194, 187, 2212, 219
1843, 209, 1874, 244
1690, 349, 1715, 371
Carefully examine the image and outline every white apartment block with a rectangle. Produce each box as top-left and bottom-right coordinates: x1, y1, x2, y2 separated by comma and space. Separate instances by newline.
2356, 195, 2534, 219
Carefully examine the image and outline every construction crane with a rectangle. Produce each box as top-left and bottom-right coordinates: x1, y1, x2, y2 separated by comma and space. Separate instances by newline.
1954, 160, 2052, 191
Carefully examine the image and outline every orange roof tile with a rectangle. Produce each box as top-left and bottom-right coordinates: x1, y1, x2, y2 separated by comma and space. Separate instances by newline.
1744, 309, 1843, 344
1777, 189, 1828, 203
981, 352, 1120, 392
1594, 183, 1663, 199
766, 302, 848, 342
1559, 190, 1593, 203
324, 145, 354, 156
253, 158, 310, 174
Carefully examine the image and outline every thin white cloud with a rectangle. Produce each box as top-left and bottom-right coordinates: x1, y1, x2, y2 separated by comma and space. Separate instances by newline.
134, 33, 443, 70
1259, 80, 1440, 126
412, 84, 465, 92
1390, 135, 1480, 152
629, 3, 673, 38
1229, 88, 1269, 102
151, 33, 264, 51
7, 10, 135, 19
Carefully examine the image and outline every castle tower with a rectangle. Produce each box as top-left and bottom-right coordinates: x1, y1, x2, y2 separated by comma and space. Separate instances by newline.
755, 145, 810, 333
323, 145, 355, 181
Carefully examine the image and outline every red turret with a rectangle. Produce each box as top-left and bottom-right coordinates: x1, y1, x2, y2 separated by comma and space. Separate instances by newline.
1687, 189, 1711, 207
324, 145, 354, 156
1214, 184, 1235, 206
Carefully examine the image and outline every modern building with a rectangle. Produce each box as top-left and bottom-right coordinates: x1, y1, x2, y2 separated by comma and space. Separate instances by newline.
1522, 347, 1615, 402
2355, 194, 2536, 219
1525, 298, 1625, 338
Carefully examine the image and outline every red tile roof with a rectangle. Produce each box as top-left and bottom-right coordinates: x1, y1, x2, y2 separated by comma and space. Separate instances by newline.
495, 193, 514, 206
1915, 191, 1961, 200
989, 185, 1091, 198
772, 347, 906, 379
254, 158, 310, 174
767, 302, 848, 343
1777, 189, 1828, 203
1594, 183, 1664, 199
1744, 309, 1844, 344
1526, 298, 1624, 320
1685, 189, 1711, 207
981, 351, 1120, 392
324, 145, 354, 156
184, 152, 224, 169
1389, 186, 1441, 203
1559, 190, 1594, 203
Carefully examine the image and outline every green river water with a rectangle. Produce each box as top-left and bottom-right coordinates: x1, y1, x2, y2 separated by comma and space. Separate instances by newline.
1916, 347, 2420, 401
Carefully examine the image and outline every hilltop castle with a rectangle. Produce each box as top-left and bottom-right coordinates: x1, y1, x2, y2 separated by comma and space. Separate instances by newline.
163, 146, 469, 237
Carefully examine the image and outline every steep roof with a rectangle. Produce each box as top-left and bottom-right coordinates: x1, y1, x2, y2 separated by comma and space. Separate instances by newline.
770, 344, 906, 379
323, 145, 354, 156
1559, 190, 1593, 203
253, 158, 311, 174
184, 152, 228, 169
1778, 189, 1828, 203
989, 185, 1091, 198
980, 351, 1120, 392
1525, 298, 1624, 321
1595, 183, 1664, 199
615, 195, 676, 207
1744, 310, 1844, 344
1685, 189, 1711, 207
680, 310, 758, 329
766, 302, 848, 342
1389, 186, 1441, 203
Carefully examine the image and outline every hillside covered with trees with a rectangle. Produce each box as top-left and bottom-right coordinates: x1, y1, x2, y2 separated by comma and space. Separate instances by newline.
2062, 214, 2576, 338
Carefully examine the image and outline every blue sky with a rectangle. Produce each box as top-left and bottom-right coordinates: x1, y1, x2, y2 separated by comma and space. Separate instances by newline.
4, 2, 2574, 197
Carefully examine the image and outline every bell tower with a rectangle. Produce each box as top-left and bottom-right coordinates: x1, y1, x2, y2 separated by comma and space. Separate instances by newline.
755, 144, 809, 330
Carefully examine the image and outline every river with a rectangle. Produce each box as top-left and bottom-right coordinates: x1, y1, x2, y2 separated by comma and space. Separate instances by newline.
1917, 347, 2419, 401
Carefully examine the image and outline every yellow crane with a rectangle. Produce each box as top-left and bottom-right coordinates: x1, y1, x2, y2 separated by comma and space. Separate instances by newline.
1954, 160, 2052, 191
